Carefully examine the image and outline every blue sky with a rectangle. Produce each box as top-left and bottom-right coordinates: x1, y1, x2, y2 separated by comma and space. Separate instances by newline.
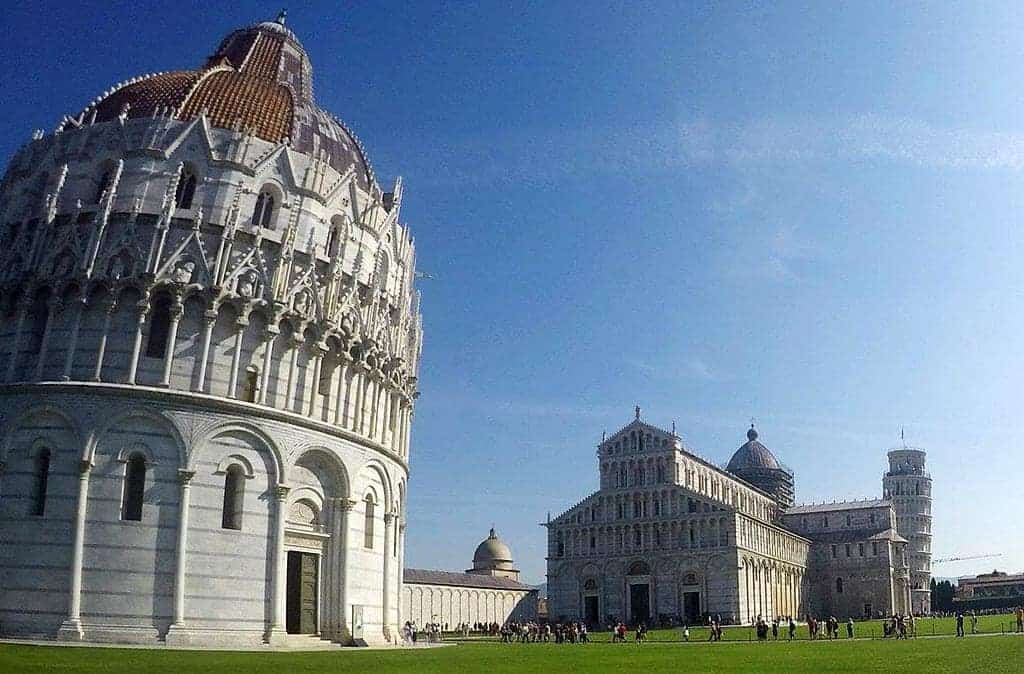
3, 1, 1024, 584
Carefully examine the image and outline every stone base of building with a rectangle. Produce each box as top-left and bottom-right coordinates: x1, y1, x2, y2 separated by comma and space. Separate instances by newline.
81, 623, 161, 644
165, 624, 266, 648
56, 620, 84, 642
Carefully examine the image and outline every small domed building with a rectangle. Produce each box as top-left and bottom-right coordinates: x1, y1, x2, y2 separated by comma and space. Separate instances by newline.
0, 14, 422, 646
468, 528, 521, 580
403, 529, 537, 627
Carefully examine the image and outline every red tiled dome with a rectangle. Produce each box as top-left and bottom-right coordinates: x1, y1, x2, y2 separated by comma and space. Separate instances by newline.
82, 16, 375, 191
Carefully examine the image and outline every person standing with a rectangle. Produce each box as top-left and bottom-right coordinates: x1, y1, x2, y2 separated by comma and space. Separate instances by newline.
1016, 606, 1024, 633
788, 616, 797, 641
955, 612, 965, 638
970, 611, 978, 635
846, 617, 854, 639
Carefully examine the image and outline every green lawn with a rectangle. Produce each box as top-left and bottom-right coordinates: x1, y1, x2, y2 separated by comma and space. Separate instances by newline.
2, 633, 1023, 674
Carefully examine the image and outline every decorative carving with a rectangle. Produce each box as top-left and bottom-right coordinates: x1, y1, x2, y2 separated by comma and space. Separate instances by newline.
288, 500, 319, 526
172, 257, 196, 284
236, 268, 258, 298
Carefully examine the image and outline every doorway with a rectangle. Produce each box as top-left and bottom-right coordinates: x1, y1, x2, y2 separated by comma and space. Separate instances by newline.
683, 591, 701, 624
629, 583, 650, 625
286, 551, 319, 634
584, 595, 600, 626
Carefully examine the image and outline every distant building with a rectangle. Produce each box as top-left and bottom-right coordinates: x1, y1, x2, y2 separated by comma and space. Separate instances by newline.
545, 411, 932, 626
955, 571, 1024, 611
403, 529, 538, 627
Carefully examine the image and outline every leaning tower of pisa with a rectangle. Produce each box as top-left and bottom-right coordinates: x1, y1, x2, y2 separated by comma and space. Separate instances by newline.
882, 445, 933, 615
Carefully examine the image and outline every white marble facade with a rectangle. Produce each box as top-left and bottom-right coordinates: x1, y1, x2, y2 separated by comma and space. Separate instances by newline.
546, 414, 931, 626
0, 16, 421, 646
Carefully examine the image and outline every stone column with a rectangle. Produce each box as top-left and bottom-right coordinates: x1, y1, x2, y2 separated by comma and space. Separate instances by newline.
333, 357, 350, 425
267, 484, 290, 645
258, 325, 279, 405
159, 300, 184, 387
382, 511, 395, 640
58, 459, 93, 641
307, 343, 326, 417
352, 366, 366, 432
194, 310, 218, 392
126, 301, 150, 385
33, 297, 61, 381
397, 519, 406, 627
166, 469, 195, 644
285, 336, 303, 413
91, 300, 116, 382
62, 294, 87, 380
332, 498, 356, 643
227, 318, 248, 398
4, 299, 29, 382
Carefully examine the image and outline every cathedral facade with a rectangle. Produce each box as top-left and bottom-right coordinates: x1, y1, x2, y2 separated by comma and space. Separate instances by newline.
545, 412, 932, 626
0, 16, 421, 646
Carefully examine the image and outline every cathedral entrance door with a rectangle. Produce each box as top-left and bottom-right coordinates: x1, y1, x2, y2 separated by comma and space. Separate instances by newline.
683, 592, 700, 624
584, 596, 600, 627
629, 584, 650, 625
286, 551, 319, 634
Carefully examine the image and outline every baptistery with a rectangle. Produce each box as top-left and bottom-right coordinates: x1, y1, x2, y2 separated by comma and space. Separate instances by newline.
0, 14, 421, 646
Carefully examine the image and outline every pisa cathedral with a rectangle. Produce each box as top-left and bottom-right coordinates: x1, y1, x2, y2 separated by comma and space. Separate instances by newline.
546, 411, 933, 626
0, 16, 421, 646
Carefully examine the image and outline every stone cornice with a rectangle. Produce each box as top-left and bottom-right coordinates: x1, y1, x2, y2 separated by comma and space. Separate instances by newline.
0, 381, 410, 474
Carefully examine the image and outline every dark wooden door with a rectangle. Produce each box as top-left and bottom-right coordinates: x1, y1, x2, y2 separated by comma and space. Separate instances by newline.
584, 596, 599, 626
683, 591, 700, 624
299, 552, 318, 634
629, 584, 650, 625
286, 551, 319, 634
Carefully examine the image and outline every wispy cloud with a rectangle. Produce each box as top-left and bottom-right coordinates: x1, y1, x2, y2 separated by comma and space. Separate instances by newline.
676, 114, 1024, 171
396, 114, 1024, 190
628, 355, 725, 383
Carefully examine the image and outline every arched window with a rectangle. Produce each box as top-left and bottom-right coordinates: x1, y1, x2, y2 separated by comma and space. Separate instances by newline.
836, 577, 844, 594
252, 190, 275, 229
363, 493, 376, 549
27, 292, 49, 354
30, 448, 51, 516
627, 561, 650, 576
175, 169, 197, 209
94, 169, 114, 204
242, 366, 259, 403
122, 453, 146, 521
221, 464, 245, 530
145, 296, 172, 358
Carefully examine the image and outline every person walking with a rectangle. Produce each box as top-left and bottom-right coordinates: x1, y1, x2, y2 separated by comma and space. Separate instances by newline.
788, 616, 797, 641
970, 611, 978, 635
846, 617, 854, 639
955, 612, 965, 638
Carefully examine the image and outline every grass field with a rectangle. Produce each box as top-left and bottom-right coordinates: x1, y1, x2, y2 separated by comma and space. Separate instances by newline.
2, 632, 1023, 674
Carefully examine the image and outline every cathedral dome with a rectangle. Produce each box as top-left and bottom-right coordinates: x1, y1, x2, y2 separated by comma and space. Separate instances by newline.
473, 528, 513, 565
727, 425, 782, 472
74, 13, 375, 192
